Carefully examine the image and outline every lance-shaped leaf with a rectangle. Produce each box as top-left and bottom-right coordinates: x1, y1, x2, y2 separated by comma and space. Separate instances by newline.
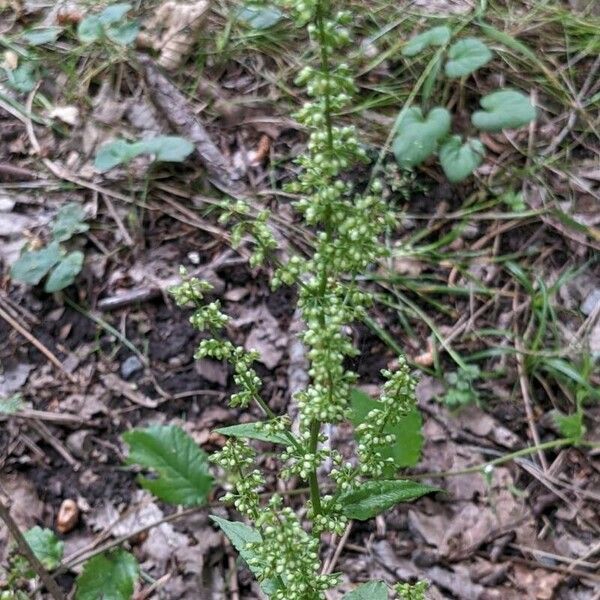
123, 425, 213, 506
402, 26, 451, 57
471, 89, 536, 131
392, 106, 451, 168
214, 422, 290, 445
210, 516, 281, 595
343, 581, 388, 600
339, 480, 440, 520
76, 549, 138, 600
439, 135, 485, 183
445, 38, 492, 78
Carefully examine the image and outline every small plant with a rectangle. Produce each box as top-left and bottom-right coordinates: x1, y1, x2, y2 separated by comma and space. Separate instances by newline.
77, 3, 139, 46
94, 135, 194, 171
393, 26, 536, 182
442, 364, 481, 409
11, 203, 89, 293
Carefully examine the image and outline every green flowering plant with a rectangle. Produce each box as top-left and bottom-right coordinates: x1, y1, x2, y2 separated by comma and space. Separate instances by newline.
169, 1, 437, 597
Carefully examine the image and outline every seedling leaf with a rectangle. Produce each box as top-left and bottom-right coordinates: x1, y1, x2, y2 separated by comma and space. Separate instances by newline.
237, 5, 284, 29
99, 3, 133, 25
123, 425, 213, 506
215, 423, 289, 445
52, 203, 89, 242
402, 26, 451, 57
94, 139, 139, 171
139, 135, 195, 162
471, 89, 536, 131
445, 38, 492, 78
0, 394, 23, 415
11, 241, 61, 286
45, 251, 84, 292
5, 63, 38, 93
22, 27, 62, 46
106, 20, 140, 45
553, 411, 584, 441
392, 106, 451, 168
77, 16, 103, 43
439, 135, 485, 182
75, 549, 138, 600
339, 480, 439, 520
23, 527, 64, 570
350, 389, 423, 470
342, 581, 388, 600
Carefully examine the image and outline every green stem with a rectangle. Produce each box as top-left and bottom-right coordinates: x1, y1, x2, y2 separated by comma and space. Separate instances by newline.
308, 419, 322, 514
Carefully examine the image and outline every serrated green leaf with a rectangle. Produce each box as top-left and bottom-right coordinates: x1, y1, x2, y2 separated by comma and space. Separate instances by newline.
237, 5, 284, 29
5, 63, 38, 93
11, 241, 61, 286
210, 516, 280, 595
215, 423, 289, 445
124, 425, 213, 506
0, 394, 23, 415
402, 26, 451, 57
392, 106, 451, 168
439, 135, 484, 182
339, 480, 440, 520
77, 15, 103, 43
343, 581, 388, 600
106, 20, 140, 45
44, 251, 84, 292
553, 411, 584, 441
138, 136, 195, 162
99, 3, 133, 25
76, 549, 138, 600
350, 389, 423, 470
445, 38, 492, 77
22, 27, 62, 46
471, 89, 536, 131
23, 527, 64, 570
52, 203, 89, 242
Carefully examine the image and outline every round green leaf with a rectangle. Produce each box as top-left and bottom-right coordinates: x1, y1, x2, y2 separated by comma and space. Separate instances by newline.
76, 549, 138, 600
52, 203, 89, 242
94, 139, 139, 171
106, 20, 140, 45
77, 15, 103, 43
98, 3, 133, 25
471, 88, 536, 131
439, 135, 485, 182
23, 527, 64, 571
392, 106, 451, 168
138, 136, 195, 162
237, 5, 284, 29
444, 38, 492, 78
21, 27, 62, 46
5, 63, 38, 93
343, 582, 388, 600
44, 251, 84, 292
402, 25, 451, 57
11, 241, 62, 286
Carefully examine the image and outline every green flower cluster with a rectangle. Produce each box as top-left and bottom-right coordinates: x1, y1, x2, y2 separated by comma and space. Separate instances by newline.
356, 359, 418, 477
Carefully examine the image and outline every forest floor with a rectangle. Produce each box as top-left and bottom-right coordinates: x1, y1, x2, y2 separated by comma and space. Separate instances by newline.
0, 0, 599, 598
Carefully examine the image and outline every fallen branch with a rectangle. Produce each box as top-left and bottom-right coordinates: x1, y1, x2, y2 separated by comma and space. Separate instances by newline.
136, 54, 248, 197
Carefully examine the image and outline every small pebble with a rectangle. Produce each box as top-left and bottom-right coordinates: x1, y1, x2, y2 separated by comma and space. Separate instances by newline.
581, 289, 600, 316
120, 355, 143, 379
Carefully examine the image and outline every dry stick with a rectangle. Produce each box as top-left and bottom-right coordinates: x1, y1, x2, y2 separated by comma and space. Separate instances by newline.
322, 521, 353, 576
0, 303, 77, 384
0, 497, 66, 600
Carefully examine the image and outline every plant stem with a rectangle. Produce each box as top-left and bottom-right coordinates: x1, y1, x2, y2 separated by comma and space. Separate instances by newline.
308, 419, 322, 514
0, 497, 66, 600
